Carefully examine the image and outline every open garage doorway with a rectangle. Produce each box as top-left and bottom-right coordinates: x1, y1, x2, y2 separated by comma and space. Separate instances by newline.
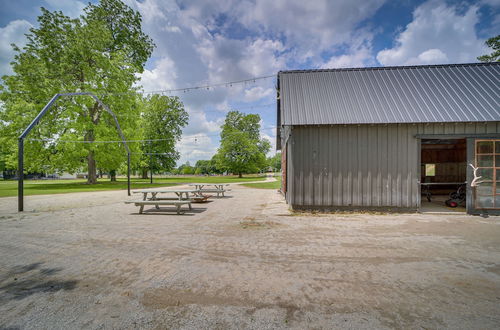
420, 138, 467, 213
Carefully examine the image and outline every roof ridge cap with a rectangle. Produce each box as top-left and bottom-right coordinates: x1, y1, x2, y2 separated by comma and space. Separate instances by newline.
278, 62, 499, 74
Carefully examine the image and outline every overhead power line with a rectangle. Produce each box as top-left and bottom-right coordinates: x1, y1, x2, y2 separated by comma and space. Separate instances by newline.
25, 138, 164, 143
183, 126, 277, 140
9, 74, 276, 96
93, 74, 276, 96
112, 103, 276, 118
190, 102, 276, 114
140, 74, 276, 95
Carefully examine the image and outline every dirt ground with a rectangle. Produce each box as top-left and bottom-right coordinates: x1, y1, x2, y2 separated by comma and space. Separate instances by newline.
1, 183, 500, 329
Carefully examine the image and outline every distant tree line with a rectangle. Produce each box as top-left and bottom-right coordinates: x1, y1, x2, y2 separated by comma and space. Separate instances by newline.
171, 152, 281, 176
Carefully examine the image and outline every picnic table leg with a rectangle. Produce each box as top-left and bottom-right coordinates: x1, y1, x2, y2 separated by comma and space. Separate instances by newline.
184, 192, 193, 210
152, 192, 160, 209
139, 205, 144, 214
176, 204, 181, 215
142, 192, 147, 201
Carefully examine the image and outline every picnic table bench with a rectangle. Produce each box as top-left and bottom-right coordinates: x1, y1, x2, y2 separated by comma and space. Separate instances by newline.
124, 199, 191, 214
126, 189, 200, 214
188, 183, 230, 198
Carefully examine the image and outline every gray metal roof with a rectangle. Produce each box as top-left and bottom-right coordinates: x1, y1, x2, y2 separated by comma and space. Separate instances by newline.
278, 63, 500, 126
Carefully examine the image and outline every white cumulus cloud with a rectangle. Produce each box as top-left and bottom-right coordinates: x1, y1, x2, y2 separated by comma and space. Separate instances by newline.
0, 20, 32, 77
244, 86, 274, 102
177, 133, 219, 165
44, 0, 86, 18
321, 35, 375, 69
236, 0, 386, 55
139, 56, 178, 92
377, 0, 487, 66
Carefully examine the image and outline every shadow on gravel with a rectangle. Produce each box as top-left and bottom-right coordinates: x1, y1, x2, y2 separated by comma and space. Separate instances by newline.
0, 262, 78, 302
134, 207, 208, 216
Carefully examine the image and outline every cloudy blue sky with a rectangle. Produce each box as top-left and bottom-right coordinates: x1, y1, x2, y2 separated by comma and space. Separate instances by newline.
1, 0, 499, 165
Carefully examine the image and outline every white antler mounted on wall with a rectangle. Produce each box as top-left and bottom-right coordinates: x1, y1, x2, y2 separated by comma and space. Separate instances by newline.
469, 164, 483, 187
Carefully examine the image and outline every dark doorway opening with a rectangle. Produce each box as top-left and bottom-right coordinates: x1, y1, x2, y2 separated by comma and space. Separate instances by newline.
420, 138, 467, 213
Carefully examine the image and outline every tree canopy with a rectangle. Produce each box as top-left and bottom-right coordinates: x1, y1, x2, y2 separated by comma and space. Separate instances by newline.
477, 35, 500, 62
138, 94, 189, 177
0, 0, 156, 183
215, 111, 270, 177
267, 152, 281, 171
194, 160, 216, 175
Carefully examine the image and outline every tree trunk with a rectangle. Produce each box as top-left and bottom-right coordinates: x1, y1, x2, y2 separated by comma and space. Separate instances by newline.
110, 170, 117, 182
87, 150, 97, 184
141, 169, 149, 179
238, 172, 242, 178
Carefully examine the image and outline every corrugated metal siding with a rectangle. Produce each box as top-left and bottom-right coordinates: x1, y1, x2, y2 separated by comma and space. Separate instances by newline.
279, 63, 500, 126
287, 122, 500, 209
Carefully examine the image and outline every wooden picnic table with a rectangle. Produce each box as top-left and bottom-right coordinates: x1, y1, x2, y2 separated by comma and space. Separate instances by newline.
133, 189, 199, 202
188, 183, 230, 197
188, 183, 228, 190
127, 189, 202, 214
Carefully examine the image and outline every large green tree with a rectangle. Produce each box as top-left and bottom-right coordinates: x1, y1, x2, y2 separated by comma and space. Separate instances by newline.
0, 121, 7, 175
138, 94, 188, 178
176, 161, 194, 175
477, 35, 500, 62
0, 0, 154, 183
194, 159, 218, 175
267, 152, 281, 171
215, 111, 270, 177
194, 160, 210, 175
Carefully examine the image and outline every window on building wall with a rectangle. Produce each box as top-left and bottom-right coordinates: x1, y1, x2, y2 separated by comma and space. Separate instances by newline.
475, 140, 500, 209
425, 164, 436, 177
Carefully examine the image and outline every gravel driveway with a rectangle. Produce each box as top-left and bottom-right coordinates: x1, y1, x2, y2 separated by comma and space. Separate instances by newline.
1, 185, 500, 329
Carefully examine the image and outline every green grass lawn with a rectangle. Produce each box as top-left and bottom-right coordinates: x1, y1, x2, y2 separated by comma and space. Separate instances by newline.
242, 177, 281, 189
0, 175, 266, 198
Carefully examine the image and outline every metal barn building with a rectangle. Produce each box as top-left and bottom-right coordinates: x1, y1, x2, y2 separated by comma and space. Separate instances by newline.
276, 63, 500, 215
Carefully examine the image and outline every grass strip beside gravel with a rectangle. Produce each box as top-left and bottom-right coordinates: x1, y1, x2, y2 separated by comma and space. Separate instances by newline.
241, 177, 281, 189
0, 175, 267, 197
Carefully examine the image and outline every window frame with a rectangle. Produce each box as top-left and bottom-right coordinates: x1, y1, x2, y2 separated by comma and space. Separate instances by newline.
474, 139, 500, 209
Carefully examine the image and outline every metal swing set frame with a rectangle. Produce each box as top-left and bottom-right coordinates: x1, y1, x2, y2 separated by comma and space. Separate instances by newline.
18, 92, 131, 212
